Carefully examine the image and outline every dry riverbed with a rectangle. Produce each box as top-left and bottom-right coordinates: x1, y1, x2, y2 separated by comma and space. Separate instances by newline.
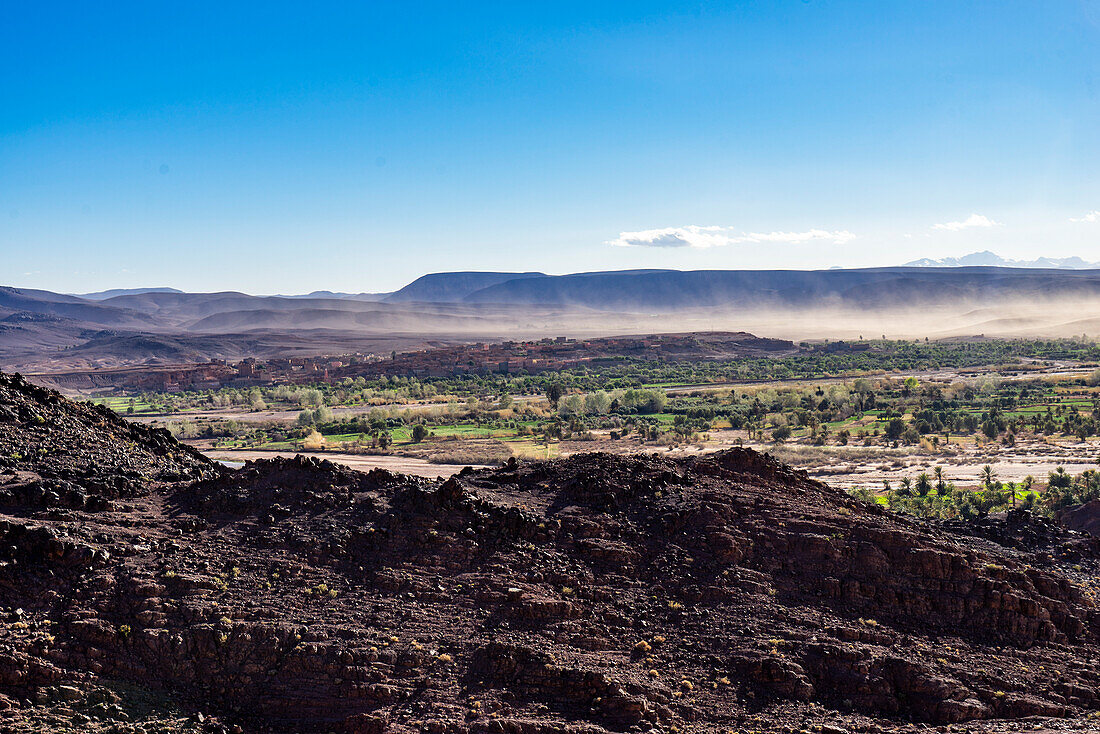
196, 429, 1100, 492
763, 437, 1100, 490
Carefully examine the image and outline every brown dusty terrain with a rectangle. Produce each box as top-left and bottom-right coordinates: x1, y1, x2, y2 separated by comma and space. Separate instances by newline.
201, 448, 486, 479
5, 371, 1100, 733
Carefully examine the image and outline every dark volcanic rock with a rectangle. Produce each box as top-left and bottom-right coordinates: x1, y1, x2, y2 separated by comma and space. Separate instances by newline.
938, 507, 1100, 561
2, 372, 1100, 733
175, 454, 402, 516
1059, 499, 1100, 537
0, 372, 217, 510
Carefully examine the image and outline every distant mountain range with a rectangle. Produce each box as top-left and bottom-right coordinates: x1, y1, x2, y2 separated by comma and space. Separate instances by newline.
76, 287, 184, 300
65, 255, 1100, 307
15, 266, 1100, 322
12, 264, 1100, 371
384, 271, 547, 302
270, 290, 389, 301
77, 287, 391, 302
903, 250, 1100, 269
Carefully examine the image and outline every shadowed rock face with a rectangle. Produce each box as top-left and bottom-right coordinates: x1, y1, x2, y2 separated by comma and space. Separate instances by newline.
3, 373, 1100, 733
0, 372, 212, 479
1059, 499, 1100, 538
0, 371, 216, 512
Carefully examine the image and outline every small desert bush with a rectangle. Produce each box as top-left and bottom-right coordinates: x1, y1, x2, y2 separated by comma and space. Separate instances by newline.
301, 429, 325, 451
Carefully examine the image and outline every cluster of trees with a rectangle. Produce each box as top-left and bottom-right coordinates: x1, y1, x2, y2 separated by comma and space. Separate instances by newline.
847, 463, 1100, 521
1042, 466, 1100, 513
125, 337, 1100, 457
547, 385, 668, 416
515, 338, 1100, 390
180, 400, 708, 452
296, 406, 334, 425
883, 399, 1100, 446
127, 377, 448, 415
119, 338, 1100, 425
712, 373, 1100, 447
165, 419, 289, 447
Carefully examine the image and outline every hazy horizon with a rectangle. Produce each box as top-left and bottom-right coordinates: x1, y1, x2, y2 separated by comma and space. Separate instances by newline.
31, 252, 1100, 300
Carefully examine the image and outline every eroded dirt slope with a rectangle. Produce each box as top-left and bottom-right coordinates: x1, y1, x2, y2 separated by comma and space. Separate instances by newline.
3, 372, 1100, 733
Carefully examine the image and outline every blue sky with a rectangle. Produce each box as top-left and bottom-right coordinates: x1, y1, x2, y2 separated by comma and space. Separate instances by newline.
2, 1, 1099, 293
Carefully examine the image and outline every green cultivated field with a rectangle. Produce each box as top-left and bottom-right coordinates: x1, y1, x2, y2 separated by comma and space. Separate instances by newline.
92, 338, 1100, 522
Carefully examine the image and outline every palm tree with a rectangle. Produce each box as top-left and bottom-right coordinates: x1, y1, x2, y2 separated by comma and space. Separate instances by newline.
981, 465, 995, 489
933, 465, 946, 495
915, 473, 932, 497
899, 477, 913, 497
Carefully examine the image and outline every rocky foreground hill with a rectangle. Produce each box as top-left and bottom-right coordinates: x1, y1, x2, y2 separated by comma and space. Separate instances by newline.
4, 372, 1100, 732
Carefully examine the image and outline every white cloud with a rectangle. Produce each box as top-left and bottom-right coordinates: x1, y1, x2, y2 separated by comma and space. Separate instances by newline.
1070, 211, 1100, 223
607, 225, 730, 248
609, 225, 855, 248
932, 213, 1003, 231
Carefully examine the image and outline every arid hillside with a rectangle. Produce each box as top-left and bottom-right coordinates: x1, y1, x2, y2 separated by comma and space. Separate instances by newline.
3, 371, 1100, 732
